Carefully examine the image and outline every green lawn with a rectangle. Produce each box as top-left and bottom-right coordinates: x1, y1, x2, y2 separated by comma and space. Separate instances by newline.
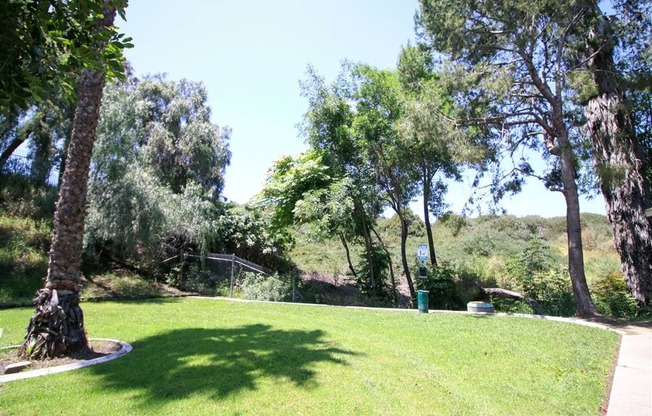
0, 298, 618, 415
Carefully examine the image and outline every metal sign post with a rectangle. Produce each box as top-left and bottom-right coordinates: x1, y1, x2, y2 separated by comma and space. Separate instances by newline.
416, 244, 429, 313
417, 244, 428, 262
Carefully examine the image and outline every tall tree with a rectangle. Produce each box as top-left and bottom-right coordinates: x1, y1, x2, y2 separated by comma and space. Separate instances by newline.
21, 0, 127, 359
396, 44, 484, 266
0, 0, 131, 117
85, 76, 231, 268
417, 0, 598, 315
352, 65, 420, 299
300, 65, 391, 298
578, 1, 652, 303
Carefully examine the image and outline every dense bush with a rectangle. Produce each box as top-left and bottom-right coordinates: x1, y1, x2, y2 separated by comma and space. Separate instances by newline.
356, 243, 395, 305
0, 215, 51, 305
213, 206, 293, 272
241, 272, 291, 301
0, 173, 57, 219
416, 264, 466, 310
591, 272, 640, 319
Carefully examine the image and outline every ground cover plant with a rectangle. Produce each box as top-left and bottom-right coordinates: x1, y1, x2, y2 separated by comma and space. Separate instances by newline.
0, 298, 618, 415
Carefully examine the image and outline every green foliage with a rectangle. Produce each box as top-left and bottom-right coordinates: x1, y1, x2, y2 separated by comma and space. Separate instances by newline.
591, 272, 640, 319
213, 206, 293, 272
0, 0, 131, 116
241, 272, 291, 301
85, 168, 219, 270
255, 150, 333, 231
85, 76, 232, 271
378, 209, 425, 239
291, 213, 622, 316
0, 173, 57, 219
94, 77, 231, 196
521, 268, 577, 317
0, 214, 50, 306
417, 264, 465, 310
356, 243, 394, 304
502, 238, 576, 316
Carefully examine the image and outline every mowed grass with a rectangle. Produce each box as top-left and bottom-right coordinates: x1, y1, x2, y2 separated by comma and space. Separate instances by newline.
0, 298, 618, 415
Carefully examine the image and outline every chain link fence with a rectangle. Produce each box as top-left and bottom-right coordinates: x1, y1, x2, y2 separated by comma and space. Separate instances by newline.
166, 253, 298, 301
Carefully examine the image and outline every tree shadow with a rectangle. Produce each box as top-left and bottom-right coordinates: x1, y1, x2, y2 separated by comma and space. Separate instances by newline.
88, 324, 359, 409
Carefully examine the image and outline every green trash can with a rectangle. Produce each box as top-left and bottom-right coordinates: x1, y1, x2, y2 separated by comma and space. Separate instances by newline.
417, 290, 429, 313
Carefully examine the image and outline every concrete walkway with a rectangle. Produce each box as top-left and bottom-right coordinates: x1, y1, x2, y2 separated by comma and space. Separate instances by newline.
606, 329, 652, 416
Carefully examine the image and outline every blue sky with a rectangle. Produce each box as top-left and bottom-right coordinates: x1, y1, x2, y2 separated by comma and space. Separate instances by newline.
117, 0, 606, 218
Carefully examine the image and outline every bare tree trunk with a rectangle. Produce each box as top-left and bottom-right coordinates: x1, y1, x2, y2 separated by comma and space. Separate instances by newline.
0, 135, 27, 171
422, 172, 438, 266
21, 3, 116, 359
338, 232, 357, 278
584, 17, 652, 304
398, 211, 416, 299
559, 132, 597, 316
355, 200, 376, 291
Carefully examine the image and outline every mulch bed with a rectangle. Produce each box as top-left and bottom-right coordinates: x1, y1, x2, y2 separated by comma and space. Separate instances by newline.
0, 339, 121, 375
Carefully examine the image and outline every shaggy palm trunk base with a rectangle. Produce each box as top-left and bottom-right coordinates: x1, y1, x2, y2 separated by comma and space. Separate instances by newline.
20, 289, 89, 359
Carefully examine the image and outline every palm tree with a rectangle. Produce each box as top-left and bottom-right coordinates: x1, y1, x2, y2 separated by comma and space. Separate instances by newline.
20, 2, 118, 359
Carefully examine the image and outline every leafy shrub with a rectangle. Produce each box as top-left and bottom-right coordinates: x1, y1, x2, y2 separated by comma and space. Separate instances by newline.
523, 268, 576, 317
356, 243, 395, 304
379, 210, 426, 238
0, 215, 50, 305
499, 238, 575, 316
213, 206, 293, 272
0, 173, 57, 219
241, 272, 290, 301
591, 272, 639, 319
416, 264, 465, 310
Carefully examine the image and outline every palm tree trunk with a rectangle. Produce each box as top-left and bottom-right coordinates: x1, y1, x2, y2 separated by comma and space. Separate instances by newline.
20, 3, 116, 359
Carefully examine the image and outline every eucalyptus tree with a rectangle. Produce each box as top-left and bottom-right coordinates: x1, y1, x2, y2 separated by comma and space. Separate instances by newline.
417, 0, 599, 315
21, 0, 129, 359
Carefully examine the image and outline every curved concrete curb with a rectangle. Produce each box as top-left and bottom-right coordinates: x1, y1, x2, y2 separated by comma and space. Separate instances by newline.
0, 338, 132, 383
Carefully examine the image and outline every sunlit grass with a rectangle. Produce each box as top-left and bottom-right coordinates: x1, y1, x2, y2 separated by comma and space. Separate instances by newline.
0, 298, 618, 415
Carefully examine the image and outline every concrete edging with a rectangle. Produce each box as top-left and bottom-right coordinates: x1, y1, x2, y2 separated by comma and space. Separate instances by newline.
0, 338, 132, 383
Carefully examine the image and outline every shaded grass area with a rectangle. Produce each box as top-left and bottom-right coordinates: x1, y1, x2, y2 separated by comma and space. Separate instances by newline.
0, 299, 618, 415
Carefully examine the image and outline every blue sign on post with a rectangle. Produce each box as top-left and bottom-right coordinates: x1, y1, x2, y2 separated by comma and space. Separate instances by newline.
417, 244, 428, 262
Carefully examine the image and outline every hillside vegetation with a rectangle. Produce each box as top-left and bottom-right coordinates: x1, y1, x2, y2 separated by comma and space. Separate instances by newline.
0, 175, 642, 318
291, 211, 641, 318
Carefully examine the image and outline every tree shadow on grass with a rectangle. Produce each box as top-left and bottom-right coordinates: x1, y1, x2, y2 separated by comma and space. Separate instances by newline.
89, 324, 359, 409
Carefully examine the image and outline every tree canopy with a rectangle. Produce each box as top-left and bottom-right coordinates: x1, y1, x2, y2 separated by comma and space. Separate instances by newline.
0, 0, 132, 116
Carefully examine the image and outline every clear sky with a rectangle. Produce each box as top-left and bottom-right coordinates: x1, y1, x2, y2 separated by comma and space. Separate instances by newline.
117, 0, 606, 219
